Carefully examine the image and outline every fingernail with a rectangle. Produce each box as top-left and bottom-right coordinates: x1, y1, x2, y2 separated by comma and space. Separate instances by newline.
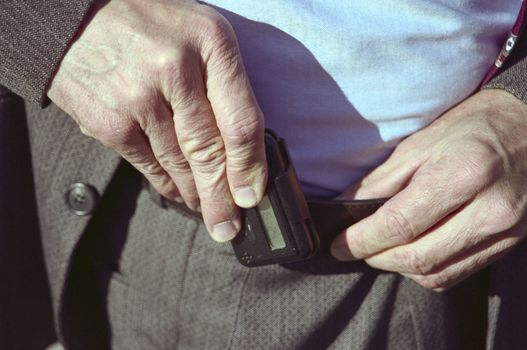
174, 196, 184, 203
234, 187, 258, 208
195, 205, 201, 213
330, 239, 354, 261
212, 221, 237, 242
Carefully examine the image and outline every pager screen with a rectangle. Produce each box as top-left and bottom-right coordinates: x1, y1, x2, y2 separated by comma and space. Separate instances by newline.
257, 195, 286, 250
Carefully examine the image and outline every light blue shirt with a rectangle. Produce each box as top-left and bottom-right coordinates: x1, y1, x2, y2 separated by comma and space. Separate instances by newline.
206, 1, 521, 196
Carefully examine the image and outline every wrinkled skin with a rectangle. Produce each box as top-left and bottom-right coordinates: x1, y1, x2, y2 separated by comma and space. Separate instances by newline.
49, 0, 527, 290
332, 89, 527, 290
48, 0, 267, 242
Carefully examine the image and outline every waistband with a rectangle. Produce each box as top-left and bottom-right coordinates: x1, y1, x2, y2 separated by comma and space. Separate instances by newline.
141, 175, 386, 246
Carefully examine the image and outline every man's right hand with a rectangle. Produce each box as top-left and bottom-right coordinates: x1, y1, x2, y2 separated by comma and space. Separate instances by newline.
47, 0, 267, 242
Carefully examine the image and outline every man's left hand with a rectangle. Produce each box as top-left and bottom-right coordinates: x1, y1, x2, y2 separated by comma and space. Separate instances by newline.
330, 89, 527, 290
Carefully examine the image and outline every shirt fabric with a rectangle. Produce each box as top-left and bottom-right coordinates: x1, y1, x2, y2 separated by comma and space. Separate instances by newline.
206, 0, 522, 196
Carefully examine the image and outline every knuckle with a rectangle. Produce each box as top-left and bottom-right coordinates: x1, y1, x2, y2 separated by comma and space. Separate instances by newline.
200, 185, 237, 212
380, 206, 418, 243
155, 48, 183, 72
222, 108, 263, 148
398, 249, 434, 275
415, 273, 450, 290
195, 9, 241, 74
162, 57, 199, 106
122, 86, 154, 111
487, 199, 522, 233
181, 134, 226, 172
150, 176, 179, 199
159, 153, 192, 174
457, 146, 501, 189
92, 118, 138, 149
158, 183, 178, 199
104, 85, 156, 122
134, 158, 164, 177
457, 161, 489, 190
184, 190, 200, 208
222, 119, 264, 172
196, 7, 235, 47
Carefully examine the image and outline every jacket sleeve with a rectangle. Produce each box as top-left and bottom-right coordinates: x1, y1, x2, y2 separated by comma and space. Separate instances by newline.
483, 25, 527, 102
0, 2, 526, 106
0, 1, 95, 104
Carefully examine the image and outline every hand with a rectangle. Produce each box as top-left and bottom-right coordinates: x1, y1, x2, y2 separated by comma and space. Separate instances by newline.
330, 89, 527, 290
47, 0, 267, 242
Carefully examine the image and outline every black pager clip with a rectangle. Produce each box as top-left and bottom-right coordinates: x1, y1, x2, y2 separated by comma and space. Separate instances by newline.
231, 130, 319, 267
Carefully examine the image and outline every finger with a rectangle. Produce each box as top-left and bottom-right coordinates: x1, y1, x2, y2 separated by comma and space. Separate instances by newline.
330, 162, 485, 261
341, 122, 445, 201
168, 58, 241, 242
339, 145, 420, 200
204, 35, 267, 208
364, 203, 480, 275
401, 235, 519, 291
106, 121, 180, 200
364, 192, 525, 275
143, 102, 199, 209
365, 223, 476, 276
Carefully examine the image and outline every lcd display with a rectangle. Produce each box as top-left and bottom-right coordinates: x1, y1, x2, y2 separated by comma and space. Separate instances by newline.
257, 195, 286, 250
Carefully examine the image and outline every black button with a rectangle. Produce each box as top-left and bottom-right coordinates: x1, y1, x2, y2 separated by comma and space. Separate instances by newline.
66, 183, 99, 216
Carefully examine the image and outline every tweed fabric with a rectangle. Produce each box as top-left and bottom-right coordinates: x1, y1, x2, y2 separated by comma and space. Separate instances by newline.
486, 239, 527, 349
24, 101, 121, 340
0, 0, 95, 104
482, 23, 527, 350
0, 86, 56, 348
64, 161, 486, 349
0, 1, 527, 349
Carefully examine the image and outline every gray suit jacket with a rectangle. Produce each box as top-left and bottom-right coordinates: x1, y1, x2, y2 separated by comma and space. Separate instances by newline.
2, 1, 527, 349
